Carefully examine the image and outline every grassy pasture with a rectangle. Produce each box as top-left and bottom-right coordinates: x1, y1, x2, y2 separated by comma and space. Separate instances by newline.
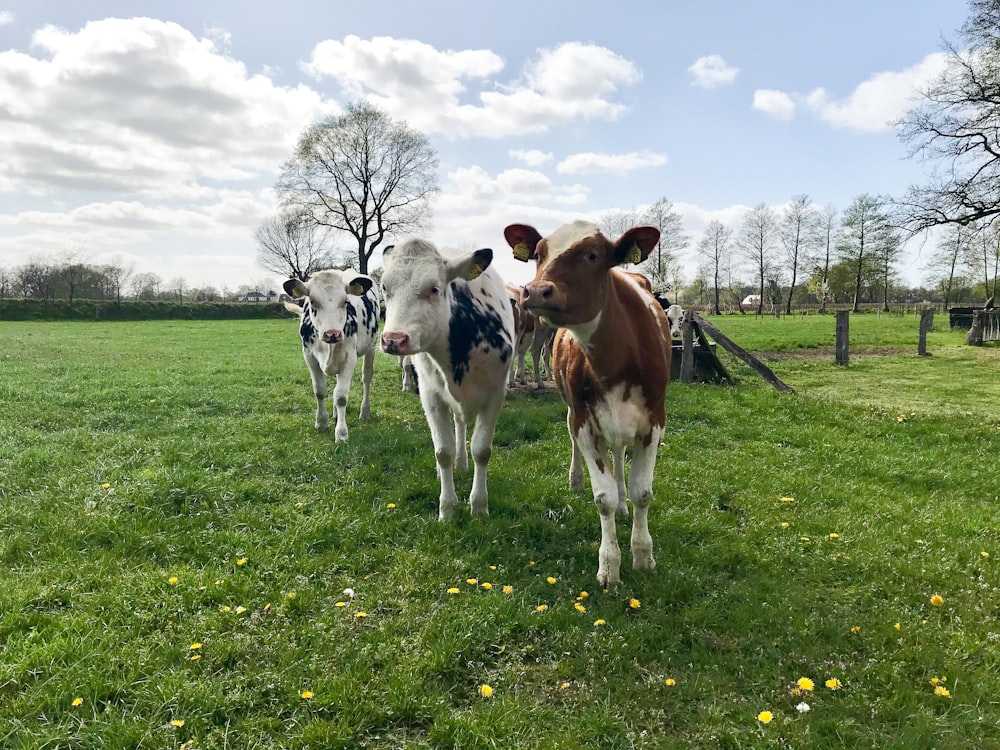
0, 315, 998, 749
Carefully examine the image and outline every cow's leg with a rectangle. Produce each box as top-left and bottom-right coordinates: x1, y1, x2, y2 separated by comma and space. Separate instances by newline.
454, 414, 468, 472
468, 396, 503, 517
304, 350, 329, 431
331, 354, 357, 442
567, 410, 586, 492
423, 392, 460, 520
576, 423, 621, 589
359, 349, 375, 422
627, 427, 662, 572
530, 333, 546, 388
611, 445, 628, 518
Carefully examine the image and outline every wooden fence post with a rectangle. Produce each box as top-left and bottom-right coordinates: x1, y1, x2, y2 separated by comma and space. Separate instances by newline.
835, 310, 850, 366
967, 309, 984, 346
918, 307, 934, 356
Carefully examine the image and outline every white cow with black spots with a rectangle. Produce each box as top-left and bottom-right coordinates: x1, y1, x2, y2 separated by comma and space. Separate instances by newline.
380, 239, 515, 520
283, 269, 380, 443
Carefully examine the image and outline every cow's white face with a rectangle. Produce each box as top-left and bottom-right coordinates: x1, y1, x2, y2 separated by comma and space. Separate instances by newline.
380, 239, 493, 356
284, 269, 372, 345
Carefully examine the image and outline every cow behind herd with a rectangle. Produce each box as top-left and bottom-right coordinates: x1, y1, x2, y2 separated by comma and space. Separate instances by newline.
283, 222, 680, 588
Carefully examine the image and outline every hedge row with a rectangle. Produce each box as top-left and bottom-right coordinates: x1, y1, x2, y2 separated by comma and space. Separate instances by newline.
0, 299, 291, 321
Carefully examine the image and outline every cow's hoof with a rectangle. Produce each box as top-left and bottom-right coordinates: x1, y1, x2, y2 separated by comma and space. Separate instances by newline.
632, 551, 656, 571
335, 430, 349, 443
596, 570, 622, 591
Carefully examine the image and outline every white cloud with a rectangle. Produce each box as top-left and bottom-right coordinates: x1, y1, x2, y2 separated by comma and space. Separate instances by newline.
753, 89, 796, 120
0, 11, 14, 26
805, 52, 949, 132
0, 17, 334, 198
688, 54, 739, 88
509, 148, 554, 166
557, 150, 667, 175
304, 37, 641, 138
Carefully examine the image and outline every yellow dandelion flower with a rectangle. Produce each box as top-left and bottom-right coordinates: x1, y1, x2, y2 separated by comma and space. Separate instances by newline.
829, 533, 839, 539
796, 677, 814, 692
101, 483, 111, 489
336, 600, 348, 606
780, 496, 795, 503
546, 576, 557, 584
489, 565, 497, 571
189, 643, 202, 650
502, 585, 513, 594
560, 681, 570, 689
219, 605, 231, 613
386, 502, 396, 509
574, 602, 586, 613
929, 676, 941, 685
665, 678, 676, 687
295, 501, 304, 509
235, 606, 246, 615
481, 582, 493, 590
825, 678, 842, 690
594, 618, 606, 626
780, 522, 790, 528
446, 588, 459, 595
934, 685, 951, 697
300, 690, 314, 699
757, 710, 773, 724
285, 591, 296, 599
466, 578, 478, 585
930, 594, 944, 607
263, 603, 271, 612
578, 591, 589, 599
529, 561, 535, 567
72, 697, 83, 707
478, 684, 493, 698
535, 604, 548, 612
198, 585, 207, 591
915, 539, 924, 544
628, 598, 641, 610
894, 622, 901, 631
800, 536, 811, 542
168, 576, 179, 586
355, 611, 368, 618
171, 719, 185, 727
981, 551, 990, 558
850, 625, 860, 634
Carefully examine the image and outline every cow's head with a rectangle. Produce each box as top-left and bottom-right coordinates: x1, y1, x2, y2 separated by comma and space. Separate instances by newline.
283, 269, 373, 345
504, 221, 660, 327
665, 304, 685, 338
380, 239, 494, 356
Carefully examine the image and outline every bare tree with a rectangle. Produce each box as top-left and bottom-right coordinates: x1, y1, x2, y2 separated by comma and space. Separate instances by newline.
639, 197, 688, 294
816, 205, 838, 313
0, 265, 13, 299
598, 209, 640, 241
967, 221, 1000, 303
895, 1, 1000, 234
254, 209, 335, 281
101, 258, 135, 304
927, 224, 971, 309
696, 220, 733, 315
839, 194, 898, 312
737, 203, 778, 315
778, 195, 821, 314
168, 277, 188, 303
276, 101, 439, 274
16, 258, 57, 300
130, 272, 161, 300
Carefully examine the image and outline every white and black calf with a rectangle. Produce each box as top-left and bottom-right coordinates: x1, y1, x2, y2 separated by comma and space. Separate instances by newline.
283, 269, 380, 443
380, 239, 515, 520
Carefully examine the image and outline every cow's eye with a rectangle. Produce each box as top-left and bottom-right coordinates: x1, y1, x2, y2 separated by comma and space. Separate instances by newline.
586, 251, 598, 263
429, 286, 440, 297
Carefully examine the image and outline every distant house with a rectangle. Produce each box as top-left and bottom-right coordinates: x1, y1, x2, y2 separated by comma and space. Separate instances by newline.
239, 291, 274, 303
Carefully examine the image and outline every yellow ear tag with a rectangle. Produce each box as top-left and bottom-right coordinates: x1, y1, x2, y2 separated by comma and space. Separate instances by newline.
513, 242, 531, 261
349, 284, 365, 296
468, 263, 483, 280
624, 243, 641, 264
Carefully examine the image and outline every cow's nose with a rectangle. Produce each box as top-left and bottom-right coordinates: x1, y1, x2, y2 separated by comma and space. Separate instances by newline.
381, 331, 410, 355
322, 329, 343, 344
523, 282, 554, 304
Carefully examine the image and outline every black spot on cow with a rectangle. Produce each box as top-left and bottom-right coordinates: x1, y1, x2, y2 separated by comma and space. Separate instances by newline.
344, 301, 359, 338
299, 299, 317, 345
449, 282, 512, 385
361, 293, 379, 336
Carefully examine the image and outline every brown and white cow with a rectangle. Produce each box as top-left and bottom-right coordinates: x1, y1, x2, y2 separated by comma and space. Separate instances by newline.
283, 269, 380, 443
505, 220, 672, 589
380, 239, 515, 520
506, 283, 556, 388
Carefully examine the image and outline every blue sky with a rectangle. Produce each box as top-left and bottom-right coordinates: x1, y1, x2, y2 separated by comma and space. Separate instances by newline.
0, 1, 971, 290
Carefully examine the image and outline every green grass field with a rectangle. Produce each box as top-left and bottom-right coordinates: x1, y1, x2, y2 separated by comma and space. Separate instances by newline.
0, 315, 998, 749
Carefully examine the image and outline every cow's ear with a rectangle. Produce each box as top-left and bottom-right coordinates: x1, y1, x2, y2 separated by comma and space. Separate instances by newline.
611, 225, 660, 267
347, 275, 373, 297
504, 224, 542, 262
284, 278, 308, 298
382, 244, 395, 258
447, 247, 493, 282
